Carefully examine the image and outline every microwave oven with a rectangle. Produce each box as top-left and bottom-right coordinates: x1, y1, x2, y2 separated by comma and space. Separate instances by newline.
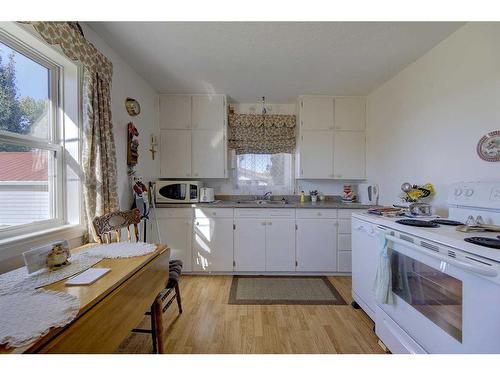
155, 180, 202, 203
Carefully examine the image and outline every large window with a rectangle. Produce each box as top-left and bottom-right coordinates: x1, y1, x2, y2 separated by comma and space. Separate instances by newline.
236, 153, 293, 194
0, 34, 63, 236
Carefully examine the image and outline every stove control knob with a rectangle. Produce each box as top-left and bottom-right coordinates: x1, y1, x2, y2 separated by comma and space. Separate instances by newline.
454, 188, 463, 196
465, 189, 474, 197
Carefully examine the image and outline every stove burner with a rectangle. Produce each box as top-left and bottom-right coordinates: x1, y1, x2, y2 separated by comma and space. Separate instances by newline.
430, 219, 464, 226
396, 219, 440, 228
465, 237, 500, 249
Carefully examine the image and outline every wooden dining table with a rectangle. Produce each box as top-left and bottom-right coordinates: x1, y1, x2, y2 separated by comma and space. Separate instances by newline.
0, 243, 170, 354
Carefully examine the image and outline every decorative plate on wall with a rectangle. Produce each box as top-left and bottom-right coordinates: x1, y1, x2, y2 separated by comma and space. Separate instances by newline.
477, 130, 500, 162
125, 97, 141, 116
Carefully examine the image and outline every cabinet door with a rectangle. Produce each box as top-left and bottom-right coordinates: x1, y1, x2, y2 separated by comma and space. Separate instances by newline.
159, 95, 191, 130
192, 95, 224, 130
156, 218, 192, 272
299, 130, 334, 179
265, 218, 296, 272
191, 130, 225, 178
160, 130, 191, 178
300, 96, 334, 130
192, 217, 234, 272
234, 218, 266, 272
296, 219, 337, 272
333, 131, 365, 179
334, 97, 365, 131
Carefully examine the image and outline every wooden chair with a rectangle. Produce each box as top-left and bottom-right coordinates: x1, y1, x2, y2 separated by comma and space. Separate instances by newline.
92, 208, 183, 354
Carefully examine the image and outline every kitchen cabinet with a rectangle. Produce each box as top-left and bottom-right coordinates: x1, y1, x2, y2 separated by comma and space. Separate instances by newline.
297, 95, 366, 180
234, 218, 266, 272
158, 94, 227, 179
192, 95, 225, 130
300, 96, 334, 131
334, 97, 366, 131
296, 212, 338, 272
154, 209, 193, 272
333, 130, 366, 179
160, 129, 191, 178
265, 218, 296, 272
191, 130, 225, 178
192, 208, 234, 272
298, 130, 334, 179
159, 95, 191, 130
234, 209, 296, 272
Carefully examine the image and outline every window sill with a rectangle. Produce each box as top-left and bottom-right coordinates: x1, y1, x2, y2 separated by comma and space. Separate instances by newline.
0, 224, 85, 247
0, 224, 86, 271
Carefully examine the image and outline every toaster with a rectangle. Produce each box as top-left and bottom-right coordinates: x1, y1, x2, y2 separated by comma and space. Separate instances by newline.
199, 187, 215, 203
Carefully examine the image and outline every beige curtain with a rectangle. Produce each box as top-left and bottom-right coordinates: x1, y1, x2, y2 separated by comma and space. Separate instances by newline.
228, 113, 296, 154
23, 22, 118, 241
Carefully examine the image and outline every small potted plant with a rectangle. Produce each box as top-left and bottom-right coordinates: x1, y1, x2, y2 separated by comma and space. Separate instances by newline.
309, 190, 319, 203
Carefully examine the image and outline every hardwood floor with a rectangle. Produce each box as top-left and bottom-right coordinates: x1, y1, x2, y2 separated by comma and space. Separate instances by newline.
116, 275, 384, 354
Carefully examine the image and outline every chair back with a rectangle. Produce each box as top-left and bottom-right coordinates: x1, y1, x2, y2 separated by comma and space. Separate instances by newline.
93, 208, 141, 243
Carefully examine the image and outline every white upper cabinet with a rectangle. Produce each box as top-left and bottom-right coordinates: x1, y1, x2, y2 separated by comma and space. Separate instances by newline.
159, 95, 191, 130
158, 94, 227, 178
333, 131, 366, 179
192, 130, 225, 178
300, 96, 334, 130
299, 130, 334, 179
192, 95, 225, 130
334, 97, 366, 131
160, 129, 191, 178
297, 95, 366, 180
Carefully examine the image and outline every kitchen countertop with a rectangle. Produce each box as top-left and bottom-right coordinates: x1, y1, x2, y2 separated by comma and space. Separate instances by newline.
155, 200, 373, 209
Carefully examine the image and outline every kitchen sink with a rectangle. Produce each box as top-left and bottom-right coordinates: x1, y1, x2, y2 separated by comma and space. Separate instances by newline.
253, 200, 288, 205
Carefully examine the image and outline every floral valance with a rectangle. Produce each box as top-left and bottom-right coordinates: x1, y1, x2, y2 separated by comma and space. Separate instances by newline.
20, 22, 113, 83
228, 113, 296, 154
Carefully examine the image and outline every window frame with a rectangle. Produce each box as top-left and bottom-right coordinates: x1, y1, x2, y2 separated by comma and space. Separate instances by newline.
0, 29, 66, 239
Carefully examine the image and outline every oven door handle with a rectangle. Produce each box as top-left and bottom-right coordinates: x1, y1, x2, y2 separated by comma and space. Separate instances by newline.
386, 234, 498, 278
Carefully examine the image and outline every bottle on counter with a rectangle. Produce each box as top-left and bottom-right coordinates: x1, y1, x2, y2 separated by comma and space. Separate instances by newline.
300, 191, 305, 203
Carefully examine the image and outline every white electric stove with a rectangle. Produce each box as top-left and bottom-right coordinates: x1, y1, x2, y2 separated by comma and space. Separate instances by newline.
352, 181, 500, 354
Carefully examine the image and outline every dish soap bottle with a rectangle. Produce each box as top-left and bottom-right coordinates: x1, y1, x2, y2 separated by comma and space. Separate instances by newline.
300, 190, 305, 203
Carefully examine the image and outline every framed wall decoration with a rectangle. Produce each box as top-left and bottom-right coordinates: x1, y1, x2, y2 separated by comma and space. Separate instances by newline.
125, 97, 141, 116
477, 130, 500, 162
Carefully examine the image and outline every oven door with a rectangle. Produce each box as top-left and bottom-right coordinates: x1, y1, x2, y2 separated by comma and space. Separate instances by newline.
379, 234, 500, 353
156, 182, 189, 202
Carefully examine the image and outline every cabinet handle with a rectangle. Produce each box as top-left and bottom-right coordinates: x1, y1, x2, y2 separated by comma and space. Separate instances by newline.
196, 221, 200, 226
317, 212, 322, 216
268, 221, 272, 225
212, 212, 217, 216
261, 222, 266, 226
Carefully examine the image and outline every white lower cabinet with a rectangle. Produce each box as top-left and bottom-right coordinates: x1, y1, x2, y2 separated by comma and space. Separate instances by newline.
234, 218, 266, 271
265, 218, 296, 272
192, 217, 234, 272
296, 218, 338, 272
156, 217, 192, 272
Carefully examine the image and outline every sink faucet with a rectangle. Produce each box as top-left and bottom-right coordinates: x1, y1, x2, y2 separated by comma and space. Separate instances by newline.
263, 191, 272, 201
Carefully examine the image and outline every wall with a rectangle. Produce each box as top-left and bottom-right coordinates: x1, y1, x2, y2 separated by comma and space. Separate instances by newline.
82, 24, 159, 210
366, 23, 500, 216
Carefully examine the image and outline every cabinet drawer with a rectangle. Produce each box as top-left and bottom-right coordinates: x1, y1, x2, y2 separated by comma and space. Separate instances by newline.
296, 209, 337, 219
338, 209, 362, 219
338, 251, 352, 273
234, 209, 268, 218
193, 207, 233, 218
266, 209, 295, 218
338, 219, 352, 233
338, 234, 352, 250
155, 208, 192, 219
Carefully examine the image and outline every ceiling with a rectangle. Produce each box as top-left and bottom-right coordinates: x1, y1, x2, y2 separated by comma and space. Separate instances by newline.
88, 22, 463, 103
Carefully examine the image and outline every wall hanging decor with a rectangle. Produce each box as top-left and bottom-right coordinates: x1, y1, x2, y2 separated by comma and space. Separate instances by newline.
127, 122, 139, 168
125, 97, 141, 116
477, 130, 500, 162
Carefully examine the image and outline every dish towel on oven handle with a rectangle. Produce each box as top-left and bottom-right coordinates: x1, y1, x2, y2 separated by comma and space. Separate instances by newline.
373, 231, 394, 304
